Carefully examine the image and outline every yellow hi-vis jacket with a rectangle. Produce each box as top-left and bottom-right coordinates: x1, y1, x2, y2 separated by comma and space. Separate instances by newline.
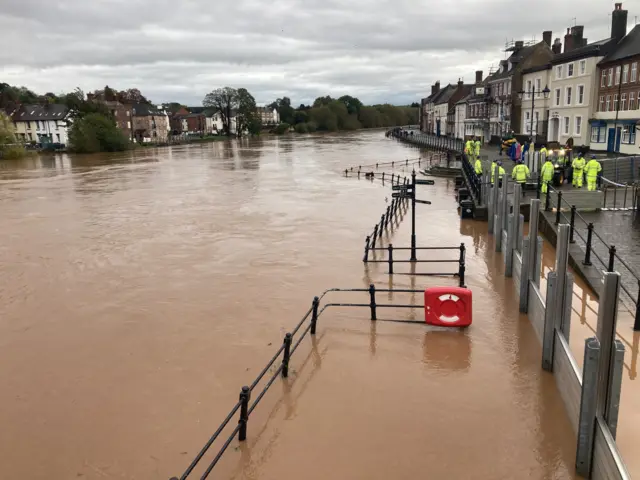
572, 157, 586, 172
474, 159, 482, 174
491, 164, 506, 183
540, 161, 555, 181
512, 164, 530, 183
465, 141, 472, 154
585, 159, 602, 178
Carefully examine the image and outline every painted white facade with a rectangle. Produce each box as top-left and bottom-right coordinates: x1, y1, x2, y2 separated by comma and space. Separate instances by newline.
434, 102, 448, 135
520, 68, 551, 137
13, 118, 69, 144
487, 75, 512, 137
258, 107, 279, 125
593, 107, 640, 154
546, 56, 600, 146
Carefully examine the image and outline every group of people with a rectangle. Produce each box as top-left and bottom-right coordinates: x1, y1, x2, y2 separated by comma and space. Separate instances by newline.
468, 138, 603, 193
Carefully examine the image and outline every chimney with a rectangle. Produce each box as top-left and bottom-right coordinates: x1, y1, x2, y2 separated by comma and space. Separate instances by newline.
514, 40, 524, 51
475, 70, 483, 84
611, 3, 628, 42
457, 78, 464, 89
542, 31, 552, 47
573, 25, 584, 45
564, 27, 574, 53
552, 38, 562, 54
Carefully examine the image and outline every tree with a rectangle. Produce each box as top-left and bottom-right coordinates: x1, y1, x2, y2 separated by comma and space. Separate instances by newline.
0, 111, 26, 159
309, 106, 338, 131
293, 110, 308, 125
61, 88, 111, 121
203, 87, 239, 136
274, 97, 294, 124
117, 88, 149, 104
410, 102, 420, 108
338, 95, 363, 115
236, 88, 261, 135
68, 113, 129, 153
313, 96, 333, 107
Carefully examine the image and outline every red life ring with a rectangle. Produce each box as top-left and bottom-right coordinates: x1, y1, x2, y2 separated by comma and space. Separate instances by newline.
424, 286, 472, 327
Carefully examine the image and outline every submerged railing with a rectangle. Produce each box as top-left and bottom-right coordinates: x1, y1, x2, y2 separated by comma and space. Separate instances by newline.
170, 285, 432, 480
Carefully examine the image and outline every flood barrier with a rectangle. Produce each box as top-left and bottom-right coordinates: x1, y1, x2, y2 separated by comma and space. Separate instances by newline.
487, 176, 630, 479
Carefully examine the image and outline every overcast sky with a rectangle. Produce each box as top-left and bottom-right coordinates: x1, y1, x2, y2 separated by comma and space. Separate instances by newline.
0, 0, 634, 107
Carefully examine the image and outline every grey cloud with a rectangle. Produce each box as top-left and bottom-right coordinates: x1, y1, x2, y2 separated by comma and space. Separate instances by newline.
0, 0, 628, 106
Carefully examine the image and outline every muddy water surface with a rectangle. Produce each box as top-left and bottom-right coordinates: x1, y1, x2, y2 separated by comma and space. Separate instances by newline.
0, 132, 577, 479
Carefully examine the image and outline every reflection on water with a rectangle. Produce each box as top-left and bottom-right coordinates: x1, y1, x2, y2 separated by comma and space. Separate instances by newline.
0, 132, 578, 479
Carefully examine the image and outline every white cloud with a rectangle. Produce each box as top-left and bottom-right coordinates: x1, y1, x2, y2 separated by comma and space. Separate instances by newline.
0, 0, 629, 106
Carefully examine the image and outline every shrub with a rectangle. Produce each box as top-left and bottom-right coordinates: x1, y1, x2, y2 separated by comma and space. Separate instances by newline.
68, 113, 129, 153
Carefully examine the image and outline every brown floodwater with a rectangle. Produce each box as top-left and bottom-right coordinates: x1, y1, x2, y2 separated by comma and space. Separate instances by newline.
0, 132, 578, 479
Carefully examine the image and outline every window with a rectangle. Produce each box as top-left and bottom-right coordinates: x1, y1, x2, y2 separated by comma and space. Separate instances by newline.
621, 93, 627, 110
599, 96, 605, 111
632, 63, 638, 82
556, 65, 563, 79
623, 64, 629, 83
575, 116, 582, 136
555, 88, 561, 106
566, 86, 572, 105
27, 121, 31, 129
535, 78, 541, 96
606, 95, 611, 111
580, 60, 586, 75
56, 134, 60, 142
506, 82, 511, 95
614, 94, 618, 111
608, 68, 613, 86
591, 126, 605, 143
563, 116, 570, 135
602, 70, 607, 87
526, 80, 532, 94
630, 92, 636, 110
568, 63, 574, 77
578, 85, 585, 105
622, 125, 636, 144
525, 111, 530, 132
615, 66, 621, 85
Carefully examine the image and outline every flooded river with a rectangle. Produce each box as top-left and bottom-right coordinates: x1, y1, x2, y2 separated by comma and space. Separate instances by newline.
0, 132, 578, 479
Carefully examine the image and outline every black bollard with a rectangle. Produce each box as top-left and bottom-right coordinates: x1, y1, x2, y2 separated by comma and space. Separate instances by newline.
382, 172, 385, 182
345, 169, 348, 177
371, 224, 378, 249
555, 191, 563, 225
238, 386, 251, 441
583, 223, 594, 266
379, 215, 385, 237
363, 235, 371, 262
388, 244, 394, 274
369, 284, 377, 321
310, 296, 320, 334
608, 246, 616, 273
545, 186, 551, 212
458, 262, 466, 288
569, 206, 576, 243
281, 333, 292, 378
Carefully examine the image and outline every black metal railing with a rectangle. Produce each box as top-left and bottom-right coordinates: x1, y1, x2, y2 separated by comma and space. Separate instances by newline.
460, 153, 481, 202
364, 243, 466, 287
544, 184, 640, 331
171, 284, 441, 480
388, 131, 465, 153
601, 181, 640, 211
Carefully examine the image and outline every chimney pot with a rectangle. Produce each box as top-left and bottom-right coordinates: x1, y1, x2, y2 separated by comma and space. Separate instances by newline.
542, 31, 552, 47
475, 70, 483, 83
515, 40, 524, 49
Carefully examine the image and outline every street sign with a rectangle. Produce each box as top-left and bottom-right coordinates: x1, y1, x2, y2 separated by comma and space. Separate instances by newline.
415, 199, 432, 205
415, 179, 435, 185
392, 192, 412, 198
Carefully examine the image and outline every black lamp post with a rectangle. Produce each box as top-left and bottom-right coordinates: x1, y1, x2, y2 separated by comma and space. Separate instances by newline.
518, 85, 551, 139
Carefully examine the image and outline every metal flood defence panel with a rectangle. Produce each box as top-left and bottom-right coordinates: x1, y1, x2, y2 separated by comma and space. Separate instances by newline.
513, 251, 522, 295
592, 417, 631, 480
552, 331, 582, 434
527, 281, 545, 344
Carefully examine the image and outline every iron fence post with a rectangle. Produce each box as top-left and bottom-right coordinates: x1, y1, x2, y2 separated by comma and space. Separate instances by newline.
363, 236, 371, 262
545, 185, 551, 212
310, 296, 319, 334
371, 224, 378, 249
555, 191, 563, 224
379, 215, 385, 237
281, 333, 292, 378
388, 244, 394, 275
369, 284, 377, 321
570, 205, 576, 243
608, 245, 616, 272
382, 172, 385, 182
634, 280, 640, 331
238, 386, 250, 441
344, 169, 348, 177
583, 223, 593, 266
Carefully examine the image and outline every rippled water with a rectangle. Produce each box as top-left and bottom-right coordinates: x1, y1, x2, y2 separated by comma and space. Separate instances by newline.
0, 132, 577, 479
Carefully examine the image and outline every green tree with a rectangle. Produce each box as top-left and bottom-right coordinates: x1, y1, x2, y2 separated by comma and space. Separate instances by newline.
338, 95, 363, 115
309, 106, 338, 131
0, 111, 27, 159
313, 96, 333, 107
293, 110, 308, 125
68, 113, 129, 153
61, 88, 111, 121
203, 87, 238, 136
275, 97, 295, 124
236, 88, 260, 135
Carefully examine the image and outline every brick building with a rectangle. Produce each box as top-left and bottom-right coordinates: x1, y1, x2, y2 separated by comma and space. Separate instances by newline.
104, 101, 133, 141
593, 21, 640, 153
132, 104, 169, 143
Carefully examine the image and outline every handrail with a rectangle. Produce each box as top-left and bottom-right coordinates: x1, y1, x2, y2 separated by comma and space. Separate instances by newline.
172, 285, 437, 480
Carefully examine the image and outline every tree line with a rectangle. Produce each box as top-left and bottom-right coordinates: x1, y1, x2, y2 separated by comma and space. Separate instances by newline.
268, 95, 418, 134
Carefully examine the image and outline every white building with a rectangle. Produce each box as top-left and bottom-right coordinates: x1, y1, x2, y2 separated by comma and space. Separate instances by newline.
520, 64, 552, 138
12, 104, 71, 145
454, 97, 467, 140
257, 107, 279, 125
